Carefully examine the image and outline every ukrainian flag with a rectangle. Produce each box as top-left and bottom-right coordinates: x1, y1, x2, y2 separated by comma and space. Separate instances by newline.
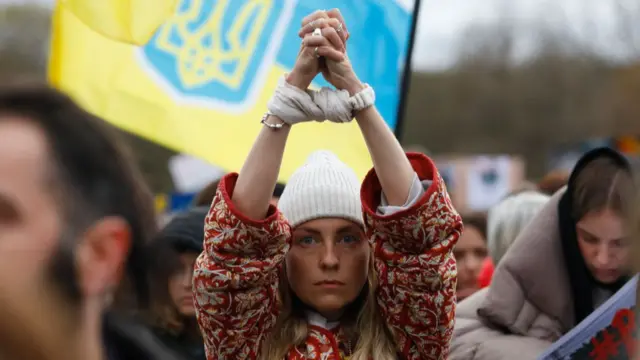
48, 0, 416, 182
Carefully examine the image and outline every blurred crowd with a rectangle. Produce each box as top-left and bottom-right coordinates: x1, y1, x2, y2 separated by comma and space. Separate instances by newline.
0, 77, 638, 360
0, 7, 639, 360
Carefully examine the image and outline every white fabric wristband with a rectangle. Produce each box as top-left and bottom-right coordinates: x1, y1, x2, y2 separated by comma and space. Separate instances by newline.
266, 75, 376, 126
348, 84, 375, 112
266, 77, 325, 125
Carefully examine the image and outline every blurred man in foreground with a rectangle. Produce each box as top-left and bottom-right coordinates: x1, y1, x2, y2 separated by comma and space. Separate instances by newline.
0, 84, 179, 360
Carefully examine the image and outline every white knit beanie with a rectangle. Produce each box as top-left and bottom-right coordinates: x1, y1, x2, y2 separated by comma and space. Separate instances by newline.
278, 150, 364, 228
487, 191, 550, 264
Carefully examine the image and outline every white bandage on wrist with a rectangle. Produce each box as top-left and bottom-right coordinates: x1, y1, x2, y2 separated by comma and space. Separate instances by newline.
266, 75, 376, 125
308, 87, 353, 123
266, 77, 323, 125
349, 85, 375, 112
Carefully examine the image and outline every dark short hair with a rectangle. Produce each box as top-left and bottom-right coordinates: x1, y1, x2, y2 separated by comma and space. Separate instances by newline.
461, 212, 488, 241
192, 178, 220, 207
0, 83, 157, 307
273, 182, 286, 198
537, 170, 570, 196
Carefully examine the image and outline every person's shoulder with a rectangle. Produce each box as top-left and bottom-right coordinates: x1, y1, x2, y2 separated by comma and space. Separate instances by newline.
104, 314, 187, 360
456, 288, 488, 318
470, 334, 552, 360
451, 289, 552, 360
452, 290, 495, 348
452, 318, 550, 360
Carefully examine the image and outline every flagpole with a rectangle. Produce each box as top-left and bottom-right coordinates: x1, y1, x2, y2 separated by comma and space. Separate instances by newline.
394, 0, 421, 140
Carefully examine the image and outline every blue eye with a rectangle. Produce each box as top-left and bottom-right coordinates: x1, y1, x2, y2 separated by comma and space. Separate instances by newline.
340, 235, 358, 244
298, 236, 315, 245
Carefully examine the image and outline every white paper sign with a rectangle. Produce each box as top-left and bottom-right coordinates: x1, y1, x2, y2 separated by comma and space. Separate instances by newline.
466, 156, 511, 211
168, 154, 225, 193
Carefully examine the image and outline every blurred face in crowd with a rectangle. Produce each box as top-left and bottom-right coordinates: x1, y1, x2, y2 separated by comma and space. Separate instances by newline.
168, 252, 199, 316
0, 117, 130, 357
576, 208, 629, 284
455, 225, 488, 300
286, 218, 369, 320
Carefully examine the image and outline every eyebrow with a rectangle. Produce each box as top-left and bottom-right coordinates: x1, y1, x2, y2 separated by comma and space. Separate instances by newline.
295, 224, 360, 235
577, 227, 624, 242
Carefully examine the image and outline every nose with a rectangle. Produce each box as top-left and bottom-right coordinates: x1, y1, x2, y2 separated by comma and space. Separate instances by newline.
594, 244, 611, 267
320, 243, 339, 270
181, 266, 193, 288
459, 255, 481, 274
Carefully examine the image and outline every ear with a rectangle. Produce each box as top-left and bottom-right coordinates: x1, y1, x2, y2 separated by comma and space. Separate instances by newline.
76, 216, 131, 298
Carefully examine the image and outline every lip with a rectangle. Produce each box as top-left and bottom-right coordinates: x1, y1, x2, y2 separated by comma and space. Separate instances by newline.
181, 297, 194, 305
314, 280, 345, 287
596, 269, 618, 277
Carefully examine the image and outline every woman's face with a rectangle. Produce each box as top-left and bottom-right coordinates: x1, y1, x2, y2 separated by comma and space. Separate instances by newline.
576, 208, 629, 284
168, 252, 199, 317
286, 218, 369, 321
454, 225, 487, 300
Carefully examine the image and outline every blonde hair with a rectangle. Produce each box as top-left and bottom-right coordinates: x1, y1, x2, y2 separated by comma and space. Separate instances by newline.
260, 254, 397, 360
487, 191, 550, 264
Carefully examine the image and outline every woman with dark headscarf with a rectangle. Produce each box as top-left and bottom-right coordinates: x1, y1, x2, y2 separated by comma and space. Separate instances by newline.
450, 148, 634, 360
146, 207, 208, 360
559, 150, 632, 320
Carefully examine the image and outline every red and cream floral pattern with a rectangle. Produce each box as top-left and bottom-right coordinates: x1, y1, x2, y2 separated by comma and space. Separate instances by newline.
193, 153, 462, 360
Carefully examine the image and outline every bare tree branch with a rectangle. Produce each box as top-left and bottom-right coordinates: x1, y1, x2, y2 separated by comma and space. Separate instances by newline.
403, 16, 629, 177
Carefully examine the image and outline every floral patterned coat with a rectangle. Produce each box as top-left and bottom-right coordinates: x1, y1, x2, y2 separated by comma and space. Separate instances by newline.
193, 153, 462, 360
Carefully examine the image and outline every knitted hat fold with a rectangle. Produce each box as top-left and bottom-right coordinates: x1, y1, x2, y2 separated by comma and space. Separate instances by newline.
278, 150, 363, 228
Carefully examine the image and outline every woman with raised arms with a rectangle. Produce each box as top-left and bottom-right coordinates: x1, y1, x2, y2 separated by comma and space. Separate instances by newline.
193, 9, 462, 360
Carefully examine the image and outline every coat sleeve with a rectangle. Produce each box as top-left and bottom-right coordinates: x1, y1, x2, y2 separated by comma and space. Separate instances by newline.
361, 152, 462, 360
192, 173, 291, 360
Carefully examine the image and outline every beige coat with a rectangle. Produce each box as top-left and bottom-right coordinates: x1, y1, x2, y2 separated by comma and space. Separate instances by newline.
450, 190, 575, 360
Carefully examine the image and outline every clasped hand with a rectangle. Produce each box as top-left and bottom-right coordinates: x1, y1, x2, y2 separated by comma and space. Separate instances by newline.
286, 9, 364, 97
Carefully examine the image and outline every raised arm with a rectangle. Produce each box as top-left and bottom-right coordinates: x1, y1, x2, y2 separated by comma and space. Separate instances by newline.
194, 13, 349, 360
193, 174, 290, 359
311, 31, 414, 205
355, 106, 415, 205
311, 11, 461, 359
359, 152, 461, 360
231, 121, 290, 219
233, 11, 346, 219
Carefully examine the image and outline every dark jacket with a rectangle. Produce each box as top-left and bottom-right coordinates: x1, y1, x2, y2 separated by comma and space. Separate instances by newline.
104, 313, 185, 360
151, 328, 206, 360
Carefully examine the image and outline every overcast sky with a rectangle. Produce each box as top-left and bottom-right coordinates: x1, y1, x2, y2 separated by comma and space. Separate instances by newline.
414, 0, 639, 70
3, 0, 638, 71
